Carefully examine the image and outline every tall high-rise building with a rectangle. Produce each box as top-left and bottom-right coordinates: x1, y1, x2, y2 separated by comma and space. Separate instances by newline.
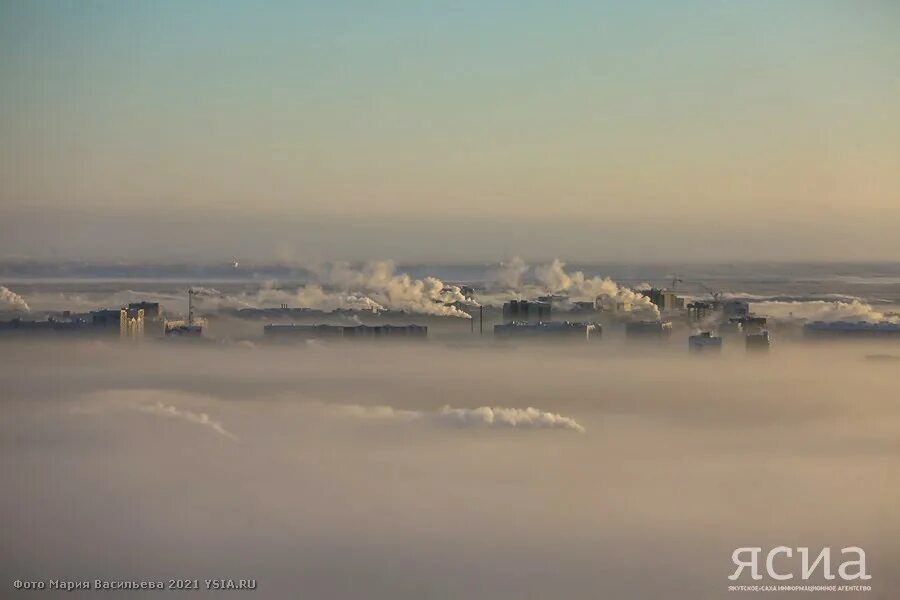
119, 308, 144, 339
501, 300, 551, 324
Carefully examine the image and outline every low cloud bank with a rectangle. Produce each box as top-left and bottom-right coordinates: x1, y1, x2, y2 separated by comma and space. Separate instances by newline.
753, 299, 899, 323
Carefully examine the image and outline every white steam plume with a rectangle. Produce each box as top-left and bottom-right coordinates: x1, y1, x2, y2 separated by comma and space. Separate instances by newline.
186, 262, 472, 317
0, 286, 30, 312
437, 405, 585, 432
189, 286, 225, 298
534, 259, 660, 319
70, 391, 238, 441
135, 401, 238, 440
337, 404, 424, 422
177, 279, 391, 314
255, 281, 385, 312
295, 285, 385, 312
306, 261, 471, 318
336, 403, 585, 433
492, 256, 530, 291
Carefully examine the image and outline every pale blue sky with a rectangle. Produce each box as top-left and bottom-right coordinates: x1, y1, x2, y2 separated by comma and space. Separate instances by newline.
1, 1, 898, 260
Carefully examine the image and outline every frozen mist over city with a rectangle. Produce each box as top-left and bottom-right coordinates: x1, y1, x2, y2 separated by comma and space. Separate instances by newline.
1, 329, 899, 598
3, 0, 900, 596
1, 259, 900, 599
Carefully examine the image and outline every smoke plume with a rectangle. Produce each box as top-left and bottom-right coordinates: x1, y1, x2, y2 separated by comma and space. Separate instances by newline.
70, 391, 238, 441
337, 403, 585, 433
307, 261, 471, 317
0, 286, 30, 312
534, 259, 660, 318
143, 263, 472, 317
135, 401, 238, 441
491, 256, 530, 290
437, 405, 585, 432
271, 283, 386, 313
190, 262, 472, 317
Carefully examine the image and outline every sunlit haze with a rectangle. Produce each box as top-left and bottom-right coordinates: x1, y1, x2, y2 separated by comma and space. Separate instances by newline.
1, 3, 898, 599
2, 1, 899, 261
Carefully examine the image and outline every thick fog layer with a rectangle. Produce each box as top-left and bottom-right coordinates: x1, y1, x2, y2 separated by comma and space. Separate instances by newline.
1, 340, 897, 599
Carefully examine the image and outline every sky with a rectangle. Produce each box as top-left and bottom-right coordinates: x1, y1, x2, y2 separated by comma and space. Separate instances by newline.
1, 1, 899, 262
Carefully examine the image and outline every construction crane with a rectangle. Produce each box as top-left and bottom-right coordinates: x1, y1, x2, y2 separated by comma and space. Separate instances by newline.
670, 275, 721, 301
694, 281, 722, 302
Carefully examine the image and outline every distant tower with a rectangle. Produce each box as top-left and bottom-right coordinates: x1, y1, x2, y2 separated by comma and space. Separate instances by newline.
480, 305, 484, 336
119, 308, 145, 340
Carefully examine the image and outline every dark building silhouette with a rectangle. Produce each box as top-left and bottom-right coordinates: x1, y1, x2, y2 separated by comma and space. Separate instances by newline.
501, 300, 551, 324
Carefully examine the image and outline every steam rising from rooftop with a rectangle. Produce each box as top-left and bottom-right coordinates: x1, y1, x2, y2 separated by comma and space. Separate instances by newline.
491, 256, 530, 291
154, 262, 472, 317
532, 259, 660, 318
309, 261, 470, 317
5, 262, 900, 329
